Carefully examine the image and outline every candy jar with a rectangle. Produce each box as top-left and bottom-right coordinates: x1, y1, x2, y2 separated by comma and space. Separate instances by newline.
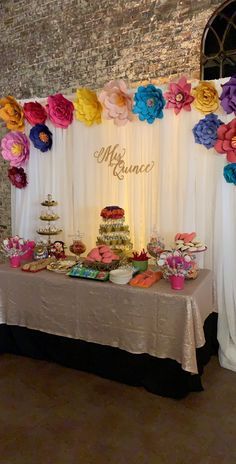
147, 227, 165, 258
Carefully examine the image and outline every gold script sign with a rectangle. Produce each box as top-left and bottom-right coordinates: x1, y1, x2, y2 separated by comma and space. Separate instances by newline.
93, 144, 155, 180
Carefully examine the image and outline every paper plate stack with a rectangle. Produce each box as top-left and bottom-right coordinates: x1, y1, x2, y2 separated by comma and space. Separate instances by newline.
109, 269, 133, 285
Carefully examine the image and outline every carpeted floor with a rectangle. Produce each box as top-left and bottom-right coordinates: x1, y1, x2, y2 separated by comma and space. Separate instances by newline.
0, 353, 235, 464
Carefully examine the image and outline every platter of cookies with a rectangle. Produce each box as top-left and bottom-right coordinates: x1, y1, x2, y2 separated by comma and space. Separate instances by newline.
21, 257, 56, 272
46, 259, 76, 273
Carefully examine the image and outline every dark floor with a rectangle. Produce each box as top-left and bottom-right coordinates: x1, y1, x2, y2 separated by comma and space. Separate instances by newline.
0, 354, 235, 464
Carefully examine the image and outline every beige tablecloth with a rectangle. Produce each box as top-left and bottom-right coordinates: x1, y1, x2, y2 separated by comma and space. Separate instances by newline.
0, 264, 214, 374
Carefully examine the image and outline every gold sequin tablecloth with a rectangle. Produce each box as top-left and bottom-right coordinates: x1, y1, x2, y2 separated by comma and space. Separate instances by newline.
0, 265, 214, 374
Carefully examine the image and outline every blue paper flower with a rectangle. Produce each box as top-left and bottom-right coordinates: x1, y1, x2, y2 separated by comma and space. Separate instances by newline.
133, 84, 165, 124
223, 163, 236, 185
29, 124, 52, 152
193, 114, 223, 149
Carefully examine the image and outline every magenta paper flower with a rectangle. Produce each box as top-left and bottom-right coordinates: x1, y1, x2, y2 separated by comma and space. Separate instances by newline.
46, 93, 74, 128
23, 101, 47, 125
164, 77, 194, 115
214, 118, 236, 162
1, 131, 30, 167
8, 166, 28, 188
98, 80, 133, 126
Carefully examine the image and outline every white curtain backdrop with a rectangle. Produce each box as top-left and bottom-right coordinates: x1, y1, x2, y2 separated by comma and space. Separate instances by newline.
11, 79, 236, 372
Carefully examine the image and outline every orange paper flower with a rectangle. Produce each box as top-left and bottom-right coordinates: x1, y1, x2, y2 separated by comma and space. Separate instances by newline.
0, 96, 24, 131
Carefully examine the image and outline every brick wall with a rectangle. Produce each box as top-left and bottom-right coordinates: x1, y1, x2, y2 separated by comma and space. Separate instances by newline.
0, 0, 224, 237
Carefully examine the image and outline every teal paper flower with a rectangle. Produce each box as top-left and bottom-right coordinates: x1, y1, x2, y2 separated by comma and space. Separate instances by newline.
133, 84, 165, 124
223, 163, 236, 185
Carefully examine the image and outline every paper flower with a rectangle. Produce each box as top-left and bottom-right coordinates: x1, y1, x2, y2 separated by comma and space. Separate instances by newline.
46, 93, 74, 128
8, 166, 28, 188
23, 101, 47, 125
223, 163, 236, 184
29, 124, 52, 152
0, 96, 24, 131
164, 77, 194, 115
214, 118, 236, 162
192, 82, 219, 114
1, 131, 30, 167
193, 114, 223, 149
74, 88, 102, 126
220, 76, 236, 115
133, 84, 165, 124
98, 80, 133, 126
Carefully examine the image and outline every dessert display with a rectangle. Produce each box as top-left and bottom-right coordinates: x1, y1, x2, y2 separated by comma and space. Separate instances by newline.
84, 245, 120, 271
96, 206, 133, 254
169, 232, 207, 280
37, 194, 62, 244
174, 232, 207, 253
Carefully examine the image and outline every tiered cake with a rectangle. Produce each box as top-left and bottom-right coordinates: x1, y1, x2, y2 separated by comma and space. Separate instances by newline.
96, 206, 133, 254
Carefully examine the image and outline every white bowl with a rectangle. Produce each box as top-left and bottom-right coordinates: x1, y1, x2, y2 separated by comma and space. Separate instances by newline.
109, 269, 132, 285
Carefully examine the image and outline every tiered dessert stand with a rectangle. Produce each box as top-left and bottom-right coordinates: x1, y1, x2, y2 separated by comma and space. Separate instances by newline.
37, 194, 62, 245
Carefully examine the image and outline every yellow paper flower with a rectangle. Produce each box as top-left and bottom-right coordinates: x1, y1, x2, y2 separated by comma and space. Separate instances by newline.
0, 96, 24, 131
74, 88, 102, 126
192, 82, 219, 114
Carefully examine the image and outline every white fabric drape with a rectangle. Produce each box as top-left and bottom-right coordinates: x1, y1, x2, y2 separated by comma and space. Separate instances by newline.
11, 79, 236, 372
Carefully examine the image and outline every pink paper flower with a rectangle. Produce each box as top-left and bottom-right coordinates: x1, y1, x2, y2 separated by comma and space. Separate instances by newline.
23, 101, 47, 125
46, 93, 74, 128
1, 131, 30, 167
8, 166, 28, 188
99, 80, 134, 126
214, 118, 236, 162
164, 77, 194, 115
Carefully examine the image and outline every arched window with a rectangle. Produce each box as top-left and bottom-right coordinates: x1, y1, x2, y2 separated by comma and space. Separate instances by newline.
201, 0, 236, 79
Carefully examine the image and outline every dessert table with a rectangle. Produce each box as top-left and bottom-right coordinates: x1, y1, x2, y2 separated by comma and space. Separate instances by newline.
0, 264, 217, 398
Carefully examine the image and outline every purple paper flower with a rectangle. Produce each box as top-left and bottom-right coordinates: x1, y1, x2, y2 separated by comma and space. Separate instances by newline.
220, 75, 236, 115
193, 114, 223, 149
1, 131, 30, 167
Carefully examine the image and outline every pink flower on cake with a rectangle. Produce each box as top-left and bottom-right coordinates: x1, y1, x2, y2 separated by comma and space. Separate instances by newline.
1, 131, 30, 167
214, 118, 236, 162
23, 101, 47, 125
98, 80, 133, 126
8, 166, 28, 188
46, 94, 74, 128
164, 77, 194, 115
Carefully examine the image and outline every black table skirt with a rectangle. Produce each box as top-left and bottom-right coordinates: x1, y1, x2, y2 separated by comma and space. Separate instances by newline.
0, 312, 218, 399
